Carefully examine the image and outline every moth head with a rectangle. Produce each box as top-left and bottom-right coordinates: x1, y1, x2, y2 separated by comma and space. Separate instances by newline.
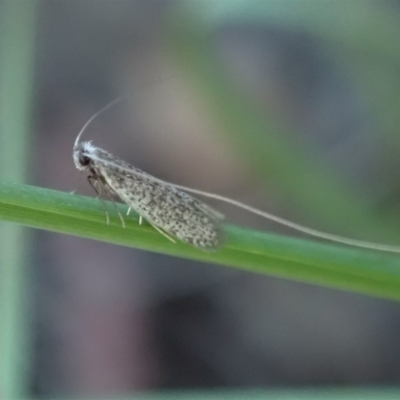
73, 97, 125, 173
73, 140, 96, 171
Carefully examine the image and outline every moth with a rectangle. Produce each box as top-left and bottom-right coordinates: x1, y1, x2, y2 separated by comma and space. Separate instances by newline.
73, 100, 224, 250
73, 98, 400, 255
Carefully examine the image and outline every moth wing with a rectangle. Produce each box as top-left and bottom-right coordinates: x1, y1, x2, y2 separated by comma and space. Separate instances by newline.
94, 159, 224, 250
150, 185, 224, 249
177, 190, 224, 221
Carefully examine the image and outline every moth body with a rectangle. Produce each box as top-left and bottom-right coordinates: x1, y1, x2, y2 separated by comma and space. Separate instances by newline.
73, 140, 224, 250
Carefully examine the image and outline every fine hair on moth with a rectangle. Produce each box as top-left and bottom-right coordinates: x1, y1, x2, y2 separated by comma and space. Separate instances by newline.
73, 97, 400, 254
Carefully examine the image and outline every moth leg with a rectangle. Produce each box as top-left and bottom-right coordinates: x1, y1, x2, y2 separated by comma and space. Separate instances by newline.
101, 185, 126, 228
108, 197, 126, 228
87, 175, 110, 225
87, 175, 126, 228
126, 207, 143, 226
150, 224, 176, 244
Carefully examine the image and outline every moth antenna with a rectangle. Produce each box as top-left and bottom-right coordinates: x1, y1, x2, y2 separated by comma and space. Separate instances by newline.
74, 76, 175, 148
74, 96, 127, 148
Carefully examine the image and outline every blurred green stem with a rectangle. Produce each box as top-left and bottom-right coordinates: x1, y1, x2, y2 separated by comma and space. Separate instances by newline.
0, 0, 38, 398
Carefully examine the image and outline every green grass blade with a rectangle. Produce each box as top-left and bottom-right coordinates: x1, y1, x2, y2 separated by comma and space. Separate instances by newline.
1, 181, 400, 302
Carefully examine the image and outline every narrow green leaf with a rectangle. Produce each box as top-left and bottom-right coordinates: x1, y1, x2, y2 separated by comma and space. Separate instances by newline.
1, 181, 400, 302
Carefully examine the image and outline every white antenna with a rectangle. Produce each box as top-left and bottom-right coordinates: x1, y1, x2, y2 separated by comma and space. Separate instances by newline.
74, 96, 126, 148
74, 76, 174, 148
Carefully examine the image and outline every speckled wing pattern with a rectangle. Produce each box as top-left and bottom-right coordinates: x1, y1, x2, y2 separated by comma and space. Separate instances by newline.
90, 147, 224, 250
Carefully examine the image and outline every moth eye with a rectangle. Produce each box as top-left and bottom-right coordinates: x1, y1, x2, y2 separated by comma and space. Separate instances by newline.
79, 155, 91, 166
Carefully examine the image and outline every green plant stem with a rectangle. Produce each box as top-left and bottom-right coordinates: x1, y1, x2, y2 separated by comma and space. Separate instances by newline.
0, 1, 38, 398
1, 181, 400, 302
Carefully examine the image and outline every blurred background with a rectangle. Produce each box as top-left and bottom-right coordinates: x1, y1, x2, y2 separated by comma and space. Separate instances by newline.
2, 0, 400, 398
